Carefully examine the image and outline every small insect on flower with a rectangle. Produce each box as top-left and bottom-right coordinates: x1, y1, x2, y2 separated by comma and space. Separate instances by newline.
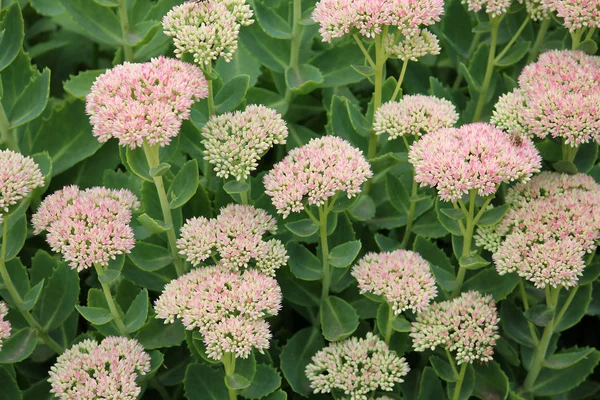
511, 132, 523, 147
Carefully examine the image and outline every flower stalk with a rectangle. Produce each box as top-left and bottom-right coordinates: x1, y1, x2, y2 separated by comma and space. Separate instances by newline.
284, 0, 303, 104
118, 0, 134, 61
222, 352, 238, 400
473, 16, 502, 122
318, 205, 331, 301
93, 263, 128, 336
452, 363, 468, 400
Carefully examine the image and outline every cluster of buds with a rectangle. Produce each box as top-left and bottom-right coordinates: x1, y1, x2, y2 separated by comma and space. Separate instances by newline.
0, 302, 10, 351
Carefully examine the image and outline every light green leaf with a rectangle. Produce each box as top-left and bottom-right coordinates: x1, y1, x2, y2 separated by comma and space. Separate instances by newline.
0, 328, 37, 364
21, 279, 45, 312
4, 216, 26, 262
287, 242, 322, 281
252, 1, 292, 39
328, 240, 361, 268
242, 364, 282, 399
76, 305, 114, 325
129, 242, 173, 272
285, 219, 319, 237
320, 295, 359, 342
168, 159, 199, 209
184, 364, 228, 400
8, 68, 50, 129
124, 289, 148, 333
0, 3, 24, 72
63, 69, 105, 98
57, 0, 123, 46
280, 327, 324, 397
285, 64, 323, 94
214, 75, 250, 113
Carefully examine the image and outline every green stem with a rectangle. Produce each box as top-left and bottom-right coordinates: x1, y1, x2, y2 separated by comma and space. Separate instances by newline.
118, 0, 134, 61
452, 190, 477, 297
523, 286, 560, 393
384, 303, 394, 344
495, 16, 530, 63
453, 32, 482, 90
94, 264, 128, 336
203, 62, 216, 187
142, 142, 186, 276
0, 217, 63, 354
527, 18, 550, 63
445, 348, 459, 378
368, 33, 386, 161
0, 104, 17, 151
239, 178, 249, 205
586, 27, 596, 41
400, 179, 418, 249
319, 205, 330, 301
473, 16, 502, 122
519, 279, 539, 345
452, 363, 468, 400
222, 352, 238, 400
561, 141, 578, 163
571, 28, 585, 49
284, 0, 303, 104
353, 34, 376, 68
391, 59, 409, 101
554, 286, 578, 326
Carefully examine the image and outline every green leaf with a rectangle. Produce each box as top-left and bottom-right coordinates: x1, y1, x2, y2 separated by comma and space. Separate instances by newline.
242, 364, 281, 399
137, 213, 169, 234
500, 300, 535, 347
458, 255, 490, 270
310, 43, 365, 87
214, 75, 250, 113
554, 284, 592, 332
287, 242, 322, 281
216, 43, 261, 86
328, 240, 361, 268
495, 41, 531, 67
552, 160, 578, 175
0, 3, 24, 72
4, 216, 26, 261
149, 162, 171, 178
473, 361, 509, 400
184, 364, 228, 400
351, 64, 376, 77
98, 255, 125, 284
277, 269, 320, 307
31, 99, 102, 176
418, 367, 447, 400
440, 208, 466, 221
430, 355, 458, 382
21, 279, 45, 312
280, 327, 324, 397
35, 261, 80, 331
573, 142, 598, 174
524, 304, 554, 327
477, 204, 509, 227
285, 219, 319, 237
447, 364, 475, 400
76, 305, 114, 325
262, 390, 287, 400
320, 295, 359, 342
386, 174, 410, 214
57, 0, 123, 46
531, 349, 600, 396
225, 374, 251, 391
413, 236, 454, 272
348, 195, 376, 221
223, 180, 251, 195
129, 242, 173, 272
136, 319, 185, 349
252, 0, 292, 39
463, 268, 519, 301
8, 68, 50, 129
168, 159, 199, 209
0, 328, 37, 364
285, 64, 324, 94
435, 200, 463, 236
392, 315, 412, 332
543, 347, 596, 369
124, 289, 148, 333
575, 39, 598, 55
240, 24, 289, 73
412, 209, 448, 239
0, 365, 21, 400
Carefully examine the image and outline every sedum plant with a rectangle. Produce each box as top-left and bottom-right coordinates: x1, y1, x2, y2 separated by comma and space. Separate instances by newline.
0, 0, 599, 399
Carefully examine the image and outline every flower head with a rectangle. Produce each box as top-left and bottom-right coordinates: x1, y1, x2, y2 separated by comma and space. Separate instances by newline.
384, 29, 441, 62
163, 0, 252, 65
86, 56, 208, 149
177, 204, 287, 275
408, 122, 541, 202
264, 136, 373, 217
374, 95, 458, 139
476, 172, 600, 288
306, 332, 410, 400
492, 50, 600, 147
202, 105, 288, 180
411, 291, 500, 364
547, 0, 600, 31
312, 0, 444, 42
0, 150, 44, 224
33, 186, 139, 271
48, 336, 151, 400
519, 0, 551, 21
352, 250, 437, 313
462, 0, 512, 17
0, 302, 11, 351
155, 266, 282, 359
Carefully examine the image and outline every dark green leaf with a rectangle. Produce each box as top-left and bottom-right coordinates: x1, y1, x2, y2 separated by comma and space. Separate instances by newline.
554, 284, 592, 332
543, 347, 596, 369
285, 64, 324, 94
435, 200, 463, 236
575, 39, 598, 55
184, 364, 228, 399
262, 390, 287, 400
137, 213, 169, 234
328, 240, 361, 268
214, 75, 250, 113
242, 364, 281, 399
310, 43, 365, 87
0, 328, 37, 364
75, 305, 114, 325
412, 209, 448, 239
477, 204, 509, 227
0, 4, 24, 71
430, 355, 458, 382
495, 41, 531, 67
573, 142, 598, 174
418, 367, 447, 400
21, 279, 45, 312
57, 0, 122, 46
285, 219, 319, 237
168, 159, 199, 209
552, 160, 578, 175
124, 289, 148, 333
4, 215, 26, 262
458, 255, 490, 270
8, 68, 50, 129
440, 208, 466, 221
98, 255, 125, 284
524, 304, 554, 327
240, 24, 289, 73
287, 242, 322, 281
252, 1, 292, 39
447, 364, 475, 400
280, 327, 324, 397
500, 300, 535, 347
348, 195, 376, 221
0, 365, 21, 400
129, 242, 173, 272
531, 349, 600, 396
320, 295, 359, 341
351, 64, 376, 77
223, 180, 251, 195
386, 174, 410, 214
473, 361, 509, 400
463, 268, 519, 301
36, 261, 80, 331
136, 319, 185, 349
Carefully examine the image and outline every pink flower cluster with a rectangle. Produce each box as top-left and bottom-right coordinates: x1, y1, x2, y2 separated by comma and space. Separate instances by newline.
492, 50, 600, 147
409, 123, 541, 202
177, 204, 288, 276
384, 29, 441, 62
48, 337, 151, 400
264, 136, 373, 217
202, 105, 288, 181
374, 94, 458, 139
312, 0, 444, 42
0, 150, 44, 224
462, 0, 512, 17
476, 172, 600, 288
0, 302, 10, 351
411, 291, 500, 364
548, 0, 600, 31
32, 186, 139, 271
162, 0, 253, 65
155, 266, 281, 360
86, 56, 208, 149
352, 250, 437, 313
519, 0, 551, 21
306, 332, 410, 400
